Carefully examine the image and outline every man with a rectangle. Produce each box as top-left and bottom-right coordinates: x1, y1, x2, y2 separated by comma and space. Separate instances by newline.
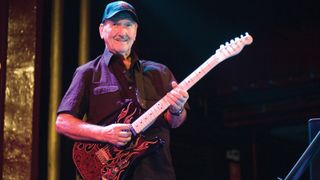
56, 1, 188, 179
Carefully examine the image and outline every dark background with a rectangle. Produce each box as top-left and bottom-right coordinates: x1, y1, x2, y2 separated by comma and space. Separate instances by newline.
39, 0, 320, 179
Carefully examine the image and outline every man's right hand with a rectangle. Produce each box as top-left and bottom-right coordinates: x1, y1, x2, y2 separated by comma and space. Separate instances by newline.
56, 113, 132, 146
101, 124, 132, 146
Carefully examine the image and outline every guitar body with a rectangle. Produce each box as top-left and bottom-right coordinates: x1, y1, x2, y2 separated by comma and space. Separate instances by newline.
72, 101, 165, 180
73, 135, 164, 180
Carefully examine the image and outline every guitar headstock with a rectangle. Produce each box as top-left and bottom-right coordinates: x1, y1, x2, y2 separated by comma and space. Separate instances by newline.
216, 32, 253, 62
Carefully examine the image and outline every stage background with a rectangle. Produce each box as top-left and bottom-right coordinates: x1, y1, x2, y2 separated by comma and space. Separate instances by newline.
1, 0, 320, 179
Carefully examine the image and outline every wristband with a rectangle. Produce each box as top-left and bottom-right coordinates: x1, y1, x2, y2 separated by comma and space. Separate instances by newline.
169, 107, 184, 116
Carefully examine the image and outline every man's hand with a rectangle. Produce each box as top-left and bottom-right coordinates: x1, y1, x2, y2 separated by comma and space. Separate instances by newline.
56, 113, 133, 146
166, 81, 189, 114
101, 124, 132, 146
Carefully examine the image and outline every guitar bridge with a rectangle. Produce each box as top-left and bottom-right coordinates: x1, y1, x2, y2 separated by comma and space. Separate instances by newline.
95, 148, 111, 164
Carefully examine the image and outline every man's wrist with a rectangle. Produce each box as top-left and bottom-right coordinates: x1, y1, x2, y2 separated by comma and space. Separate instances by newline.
169, 107, 184, 116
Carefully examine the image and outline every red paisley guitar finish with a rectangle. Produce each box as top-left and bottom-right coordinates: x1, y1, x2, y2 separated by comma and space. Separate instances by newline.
72, 33, 253, 180
73, 135, 163, 180
73, 101, 164, 180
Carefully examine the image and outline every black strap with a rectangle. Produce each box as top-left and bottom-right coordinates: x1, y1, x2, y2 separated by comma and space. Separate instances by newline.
134, 66, 148, 109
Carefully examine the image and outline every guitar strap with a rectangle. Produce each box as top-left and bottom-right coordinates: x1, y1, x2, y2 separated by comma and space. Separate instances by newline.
135, 60, 167, 110
134, 63, 148, 109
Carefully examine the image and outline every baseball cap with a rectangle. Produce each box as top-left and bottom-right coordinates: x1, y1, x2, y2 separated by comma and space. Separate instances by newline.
101, 1, 138, 23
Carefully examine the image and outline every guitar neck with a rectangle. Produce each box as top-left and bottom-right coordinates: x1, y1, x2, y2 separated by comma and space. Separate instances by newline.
180, 54, 222, 91
130, 33, 253, 135
130, 54, 221, 135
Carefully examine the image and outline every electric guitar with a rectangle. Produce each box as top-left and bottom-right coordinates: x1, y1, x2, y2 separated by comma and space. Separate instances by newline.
72, 33, 253, 180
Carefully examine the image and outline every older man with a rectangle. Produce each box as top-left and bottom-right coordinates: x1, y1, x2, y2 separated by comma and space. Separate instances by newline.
56, 1, 189, 179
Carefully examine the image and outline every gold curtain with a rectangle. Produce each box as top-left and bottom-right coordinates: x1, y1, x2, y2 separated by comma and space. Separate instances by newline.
3, 0, 37, 179
47, 0, 63, 179
47, 0, 90, 179
79, 0, 90, 65
2, 0, 90, 179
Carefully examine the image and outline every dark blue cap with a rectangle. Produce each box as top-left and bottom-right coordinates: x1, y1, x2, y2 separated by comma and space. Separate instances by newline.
101, 1, 138, 23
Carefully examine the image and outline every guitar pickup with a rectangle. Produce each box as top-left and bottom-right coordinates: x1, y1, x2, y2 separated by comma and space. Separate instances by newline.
96, 148, 111, 164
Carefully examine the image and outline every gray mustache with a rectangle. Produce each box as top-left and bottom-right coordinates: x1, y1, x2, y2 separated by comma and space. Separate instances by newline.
114, 35, 129, 41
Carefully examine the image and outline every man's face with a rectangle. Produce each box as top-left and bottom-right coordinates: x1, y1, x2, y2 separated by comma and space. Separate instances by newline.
100, 13, 138, 57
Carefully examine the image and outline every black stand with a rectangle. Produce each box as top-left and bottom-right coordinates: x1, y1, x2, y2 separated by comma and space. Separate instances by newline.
283, 130, 320, 180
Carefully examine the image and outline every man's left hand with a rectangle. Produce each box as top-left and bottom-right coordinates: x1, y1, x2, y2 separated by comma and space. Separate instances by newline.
166, 81, 189, 113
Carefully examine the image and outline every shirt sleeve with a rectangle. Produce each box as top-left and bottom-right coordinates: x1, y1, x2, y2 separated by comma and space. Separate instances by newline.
57, 67, 91, 119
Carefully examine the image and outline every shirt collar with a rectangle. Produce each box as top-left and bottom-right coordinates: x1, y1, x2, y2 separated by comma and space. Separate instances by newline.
102, 48, 142, 71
